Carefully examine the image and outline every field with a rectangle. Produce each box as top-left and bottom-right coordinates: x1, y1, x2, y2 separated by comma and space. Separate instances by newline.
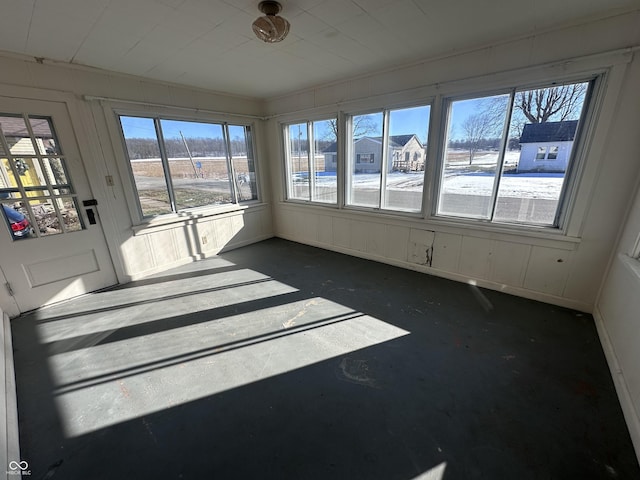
130, 157, 256, 215
131, 157, 252, 179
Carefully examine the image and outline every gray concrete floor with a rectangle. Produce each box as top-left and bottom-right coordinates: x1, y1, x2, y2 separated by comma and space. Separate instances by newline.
10, 238, 640, 479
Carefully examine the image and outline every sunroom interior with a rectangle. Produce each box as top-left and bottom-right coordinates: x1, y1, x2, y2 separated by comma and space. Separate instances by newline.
1, 0, 640, 477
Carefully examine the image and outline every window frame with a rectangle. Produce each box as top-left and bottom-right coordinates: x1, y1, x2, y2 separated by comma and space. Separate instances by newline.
632, 232, 640, 260
344, 102, 433, 214
282, 117, 339, 206
278, 69, 608, 238
116, 112, 260, 223
432, 77, 599, 231
0, 113, 85, 239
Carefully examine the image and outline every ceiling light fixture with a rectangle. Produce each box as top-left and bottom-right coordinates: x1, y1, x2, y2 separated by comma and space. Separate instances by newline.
252, 1, 290, 43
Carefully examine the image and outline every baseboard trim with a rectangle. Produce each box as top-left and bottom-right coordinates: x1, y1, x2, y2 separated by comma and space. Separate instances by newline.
274, 235, 592, 312
593, 306, 640, 463
2, 313, 21, 479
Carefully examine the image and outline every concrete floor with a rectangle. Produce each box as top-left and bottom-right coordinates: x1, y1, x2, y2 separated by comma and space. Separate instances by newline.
10, 238, 640, 479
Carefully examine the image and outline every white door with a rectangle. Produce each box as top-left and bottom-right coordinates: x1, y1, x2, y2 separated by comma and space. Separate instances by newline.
0, 96, 117, 317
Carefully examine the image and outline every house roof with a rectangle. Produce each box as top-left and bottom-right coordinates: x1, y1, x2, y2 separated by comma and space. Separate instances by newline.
322, 134, 421, 153
519, 120, 578, 144
389, 135, 419, 148
0, 116, 53, 138
322, 142, 338, 153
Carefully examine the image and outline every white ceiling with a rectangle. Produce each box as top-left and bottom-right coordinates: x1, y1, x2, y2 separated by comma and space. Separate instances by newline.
0, 0, 635, 99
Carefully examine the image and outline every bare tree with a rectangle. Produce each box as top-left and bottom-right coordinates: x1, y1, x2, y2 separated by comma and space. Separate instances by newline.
461, 112, 498, 164
326, 115, 378, 140
515, 83, 587, 124
459, 97, 509, 165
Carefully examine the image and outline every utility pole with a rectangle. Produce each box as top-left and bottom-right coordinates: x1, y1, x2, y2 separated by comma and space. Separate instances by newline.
180, 131, 199, 178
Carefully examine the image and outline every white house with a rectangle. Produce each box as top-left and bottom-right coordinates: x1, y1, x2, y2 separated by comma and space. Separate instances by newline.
323, 134, 425, 173
517, 120, 578, 172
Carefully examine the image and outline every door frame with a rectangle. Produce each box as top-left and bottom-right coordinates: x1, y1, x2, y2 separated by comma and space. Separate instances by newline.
0, 84, 128, 303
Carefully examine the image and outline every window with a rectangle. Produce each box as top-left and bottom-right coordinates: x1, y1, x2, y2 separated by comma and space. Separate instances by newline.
0, 114, 83, 239
347, 105, 431, 212
280, 77, 594, 231
437, 80, 590, 226
119, 116, 257, 218
357, 153, 374, 164
284, 119, 337, 204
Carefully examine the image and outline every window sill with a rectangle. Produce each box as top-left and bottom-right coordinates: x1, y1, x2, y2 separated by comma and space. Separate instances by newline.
132, 202, 267, 236
620, 253, 640, 281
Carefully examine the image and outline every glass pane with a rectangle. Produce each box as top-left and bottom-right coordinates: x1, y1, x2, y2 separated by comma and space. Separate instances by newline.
229, 125, 258, 202
59, 197, 83, 232
0, 115, 36, 155
159, 119, 233, 210
438, 94, 510, 219
29, 116, 61, 155
287, 123, 309, 200
119, 116, 172, 216
349, 112, 383, 207
14, 158, 43, 187
385, 105, 430, 211
1, 201, 34, 240
29, 198, 62, 236
3, 157, 44, 188
1, 158, 18, 188
313, 119, 337, 204
42, 157, 70, 186
494, 82, 589, 225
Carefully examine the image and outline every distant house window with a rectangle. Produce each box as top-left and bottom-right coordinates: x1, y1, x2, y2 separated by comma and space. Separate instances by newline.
405, 151, 410, 162
534, 146, 559, 160
357, 153, 374, 164
119, 116, 257, 217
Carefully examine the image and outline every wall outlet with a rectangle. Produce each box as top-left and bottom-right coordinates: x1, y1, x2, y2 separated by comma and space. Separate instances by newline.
201, 236, 208, 245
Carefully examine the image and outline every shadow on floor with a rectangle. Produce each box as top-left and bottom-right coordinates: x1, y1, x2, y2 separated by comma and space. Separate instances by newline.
10, 238, 640, 479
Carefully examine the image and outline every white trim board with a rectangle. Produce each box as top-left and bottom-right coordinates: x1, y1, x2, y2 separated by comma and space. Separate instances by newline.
2, 312, 21, 479
593, 306, 640, 463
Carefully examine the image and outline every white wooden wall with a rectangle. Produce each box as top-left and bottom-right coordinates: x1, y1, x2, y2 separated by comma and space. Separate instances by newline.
0, 56, 274, 283
265, 11, 640, 313
596, 181, 640, 460
265, 12, 640, 458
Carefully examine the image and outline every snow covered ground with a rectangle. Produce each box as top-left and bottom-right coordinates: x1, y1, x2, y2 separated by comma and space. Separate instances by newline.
441, 173, 564, 200
314, 171, 564, 200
